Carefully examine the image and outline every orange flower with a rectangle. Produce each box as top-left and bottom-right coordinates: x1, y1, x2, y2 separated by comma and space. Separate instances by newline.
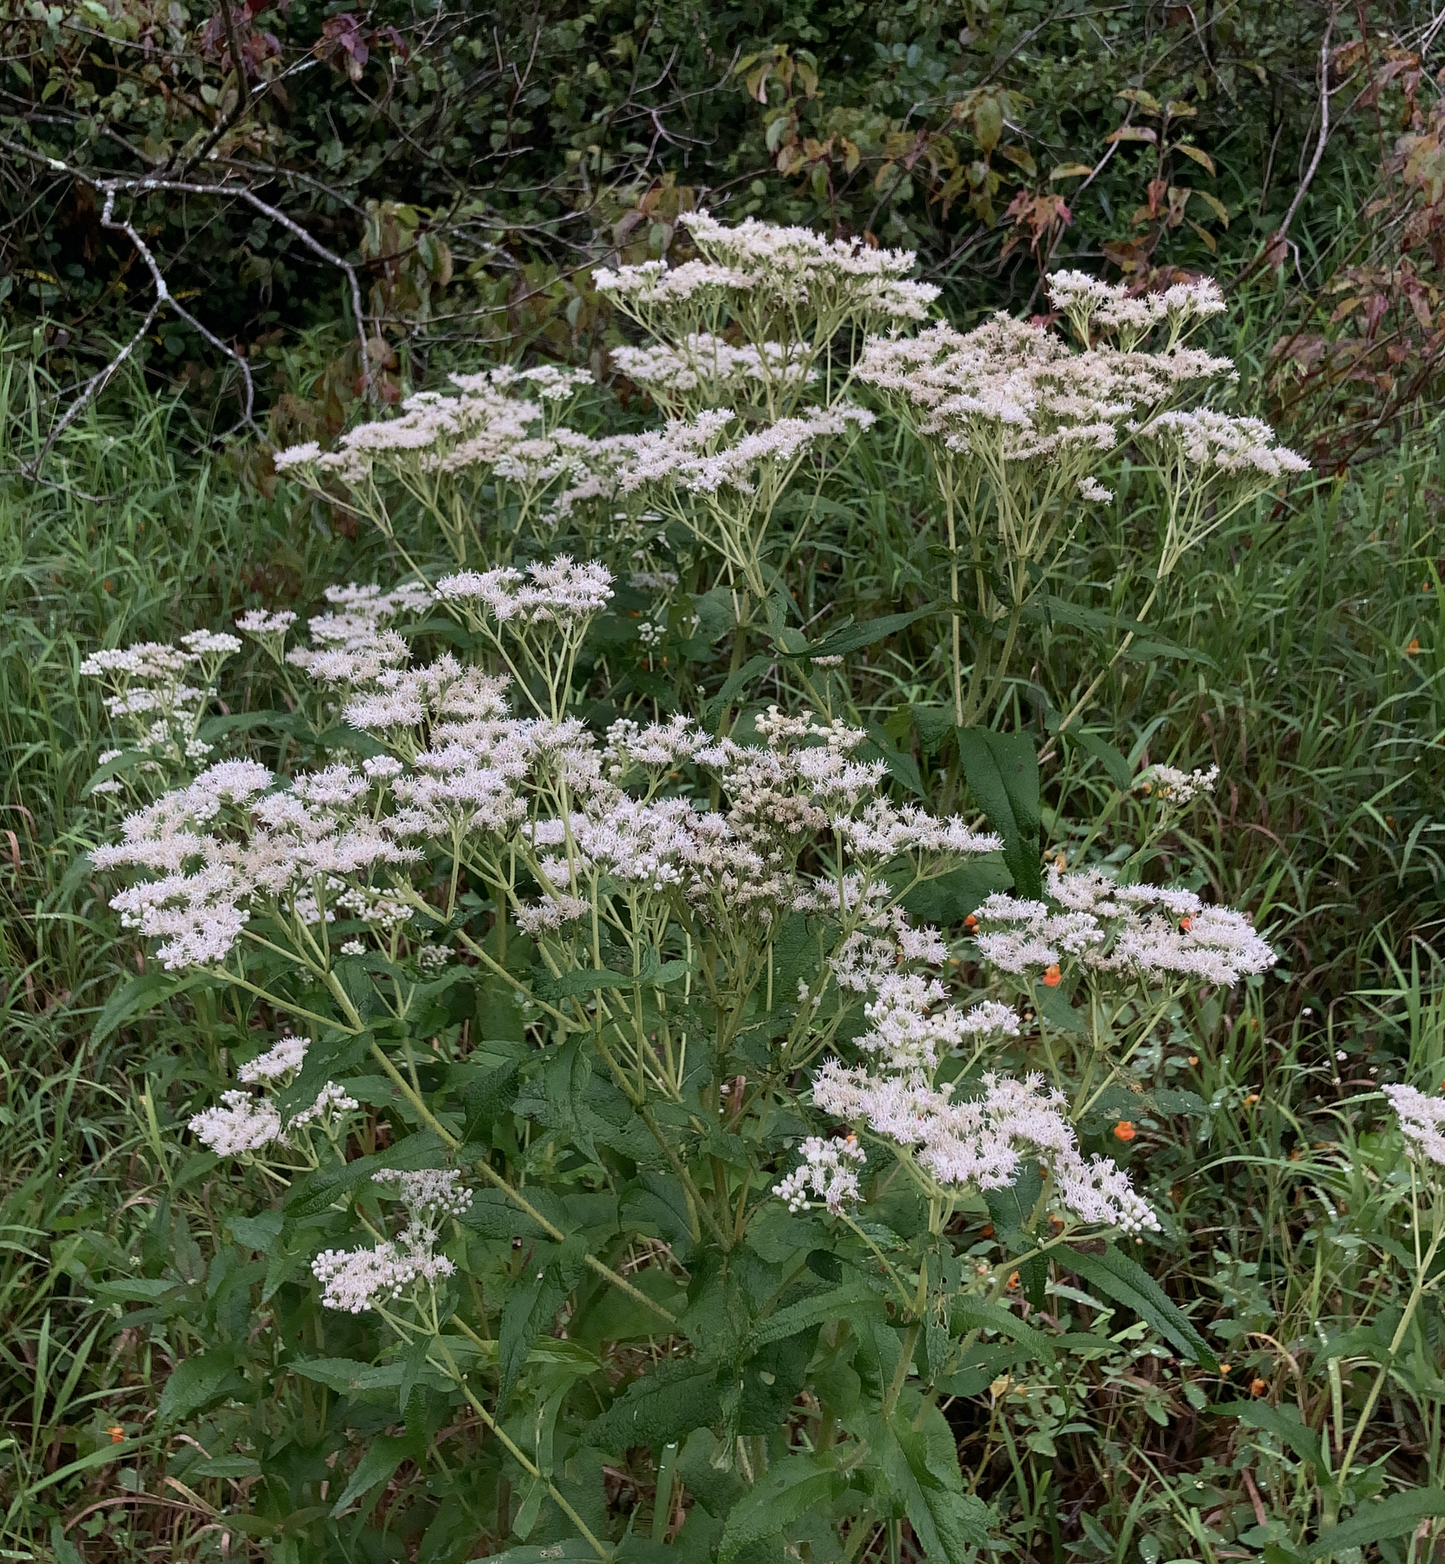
1244, 1093, 1260, 1106
1406, 638, 1421, 654
963, 913, 978, 930
1187, 1054, 1199, 1066
107, 1425, 126, 1444
1042, 964, 1062, 987
1179, 916, 1193, 933
1113, 1121, 1136, 1142
1219, 1363, 1232, 1375
980, 1223, 995, 1238
1007, 1271, 1020, 1289
1250, 1378, 1268, 1396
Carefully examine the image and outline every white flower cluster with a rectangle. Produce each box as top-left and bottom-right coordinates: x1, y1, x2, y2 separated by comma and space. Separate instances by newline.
1136, 763, 1220, 805
1047, 270, 1225, 349
284, 582, 428, 687
310, 1169, 469, 1314
612, 406, 874, 498
597, 210, 939, 323
781, 921, 1156, 1234
1136, 409, 1310, 480
611, 333, 816, 411
80, 630, 242, 776
435, 558, 614, 625
856, 314, 1234, 472
1384, 1084, 1445, 1170
93, 751, 424, 969
972, 865, 1274, 989
94, 624, 1001, 977
274, 373, 542, 488
311, 1230, 456, 1315
188, 1034, 359, 1157
812, 1065, 1160, 1234
774, 1135, 866, 1213
374, 1168, 472, 1222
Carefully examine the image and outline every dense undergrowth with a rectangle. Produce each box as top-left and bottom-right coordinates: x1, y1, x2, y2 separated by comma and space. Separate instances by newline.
1, 227, 1443, 1564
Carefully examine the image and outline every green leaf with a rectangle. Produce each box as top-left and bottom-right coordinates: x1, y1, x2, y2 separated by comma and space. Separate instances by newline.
704, 652, 775, 718
291, 1357, 448, 1395
284, 1132, 449, 1219
1299, 1490, 1445, 1560
158, 1351, 242, 1422
1034, 982, 1089, 1034
862, 723, 925, 798
745, 1280, 885, 1351
331, 1433, 418, 1516
460, 1058, 522, 1145
1065, 1244, 1217, 1369
1061, 727, 1133, 789
474, 1544, 605, 1564
498, 1234, 589, 1404
902, 859, 1013, 927
955, 727, 1040, 896
780, 604, 939, 662
949, 1296, 1055, 1363
983, 1161, 1046, 1307
587, 1359, 723, 1452
1234, 1402, 1323, 1468
717, 1453, 843, 1563
865, 1401, 991, 1562
90, 970, 219, 1046
80, 747, 148, 798
195, 709, 288, 742
190, 1454, 263, 1480
274, 1028, 372, 1121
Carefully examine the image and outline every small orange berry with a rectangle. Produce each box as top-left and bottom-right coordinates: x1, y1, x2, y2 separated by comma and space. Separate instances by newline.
980, 1222, 995, 1237
1042, 964, 1062, 987
1114, 1121, 1136, 1142
1250, 1378, 1267, 1396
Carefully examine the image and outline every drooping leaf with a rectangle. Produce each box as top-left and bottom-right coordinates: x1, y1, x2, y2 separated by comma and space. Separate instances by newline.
498, 1234, 589, 1404
587, 1359, 723, 1452
459, 1058, 522, 1145
780, 603, 939, 662
955, 727, 1041, 896
157, 1351, 243, 1422
983, 1160, 1047, 1307
949, 1296, 1056, 1363
90, 970, 220, 1045
744, 1279, 885, 1352
1065, 1244, 1217, 1368
1061, 726, 1134, 789
862, 1401, 991, 1563
1299, 1490, 1445, 1561
331, 1432, 418, 1516
1234, 1401, 1324, 1468
284, 1132, 448, 1220
717, 1453, 843, 1563
902, 859, 1013, 928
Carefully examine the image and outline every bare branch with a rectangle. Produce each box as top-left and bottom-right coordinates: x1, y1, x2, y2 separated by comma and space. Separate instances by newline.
0, 135, 377, 475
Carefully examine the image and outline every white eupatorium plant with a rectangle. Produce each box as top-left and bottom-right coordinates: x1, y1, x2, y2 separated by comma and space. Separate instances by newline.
270, 216, 1304, 739
84, 538, 1280, 1558
855, 274, 1307, 724
80, 212, 1302, 1563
